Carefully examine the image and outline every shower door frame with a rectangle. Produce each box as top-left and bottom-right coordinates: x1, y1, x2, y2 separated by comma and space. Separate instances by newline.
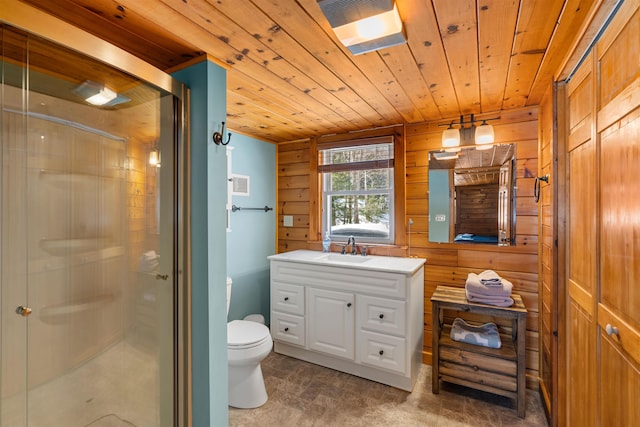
0, 4, 192, 426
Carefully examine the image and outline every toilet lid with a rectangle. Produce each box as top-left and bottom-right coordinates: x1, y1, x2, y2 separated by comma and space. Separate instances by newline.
228, 320, 270, 348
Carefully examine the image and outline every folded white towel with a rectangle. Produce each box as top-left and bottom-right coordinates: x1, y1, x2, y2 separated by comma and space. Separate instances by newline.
450, 318, 502, 348
478, 269, 502, 286
465, 273, 513, 297
466, 289, 514, 307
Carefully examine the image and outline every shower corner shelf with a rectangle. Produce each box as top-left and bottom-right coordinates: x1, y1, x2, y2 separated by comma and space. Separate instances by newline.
39, 238, 114, 256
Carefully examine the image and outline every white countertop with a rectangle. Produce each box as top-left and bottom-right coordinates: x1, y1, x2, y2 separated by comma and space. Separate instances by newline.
268, 250, 426, 275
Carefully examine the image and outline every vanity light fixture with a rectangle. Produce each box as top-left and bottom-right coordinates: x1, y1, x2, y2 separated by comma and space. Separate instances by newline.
318, 0, 407, 55
439, 114, 499, 149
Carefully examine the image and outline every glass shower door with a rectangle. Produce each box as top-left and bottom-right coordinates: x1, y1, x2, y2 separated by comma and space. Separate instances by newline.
1, 25, 178, 427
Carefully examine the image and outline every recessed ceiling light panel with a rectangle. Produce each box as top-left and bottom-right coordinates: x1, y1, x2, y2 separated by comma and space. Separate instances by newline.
318, 0, 407, 55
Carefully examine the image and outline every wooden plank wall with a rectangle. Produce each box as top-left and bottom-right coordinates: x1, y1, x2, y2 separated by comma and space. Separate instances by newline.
277, 139, 314, 252
455, 184, 499, 236
406, 106, 540, 390
276, 106, 540, 389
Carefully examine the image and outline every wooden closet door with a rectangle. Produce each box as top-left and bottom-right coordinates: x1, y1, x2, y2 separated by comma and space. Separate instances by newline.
596, 8, 640, 421
597, 107, 640, 426
565, 53, 598, 426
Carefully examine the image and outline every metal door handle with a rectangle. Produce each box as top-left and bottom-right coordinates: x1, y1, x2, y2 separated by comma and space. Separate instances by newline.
605, 324, 619, 336
16, 306, 32, 317
156, 274, 169, 280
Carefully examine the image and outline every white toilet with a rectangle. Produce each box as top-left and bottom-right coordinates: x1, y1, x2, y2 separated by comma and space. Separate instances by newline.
226, 277, 272, 408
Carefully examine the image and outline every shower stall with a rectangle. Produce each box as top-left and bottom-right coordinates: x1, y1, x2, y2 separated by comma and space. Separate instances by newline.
1, 24, 186, 426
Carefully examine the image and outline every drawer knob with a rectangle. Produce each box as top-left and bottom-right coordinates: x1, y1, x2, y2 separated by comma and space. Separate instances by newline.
284, 327, 289, 332
284, 297, 289, 301
347, 302, 352, 308
378, 350, 384, 356
379, 314, 384, 319
605, 324, 619, 336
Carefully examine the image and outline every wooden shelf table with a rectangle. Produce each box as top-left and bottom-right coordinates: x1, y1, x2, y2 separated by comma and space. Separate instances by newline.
431, 285, 528, 418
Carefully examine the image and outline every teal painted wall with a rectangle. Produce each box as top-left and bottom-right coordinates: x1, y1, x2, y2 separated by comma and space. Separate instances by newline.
172, 59, 228, 426
226, 133, 276, 325
428, 169, 452, 243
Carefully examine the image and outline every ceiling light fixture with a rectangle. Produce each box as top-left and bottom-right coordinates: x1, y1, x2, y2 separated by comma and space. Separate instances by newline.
73, 81, 130, 107
439, 114, 499, 149
318, 0, 407, 55
86, 86, 117, 106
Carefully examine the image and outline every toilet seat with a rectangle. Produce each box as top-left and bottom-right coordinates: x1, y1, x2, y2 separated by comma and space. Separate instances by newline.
228, 320, 271, 349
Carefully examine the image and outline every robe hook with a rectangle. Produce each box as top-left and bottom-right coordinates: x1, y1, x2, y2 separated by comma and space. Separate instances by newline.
212, 121, 232, 145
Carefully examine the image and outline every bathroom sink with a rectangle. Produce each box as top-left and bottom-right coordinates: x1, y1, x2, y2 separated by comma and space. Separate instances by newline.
321, 253, 371, 264
270, 250, 426, 275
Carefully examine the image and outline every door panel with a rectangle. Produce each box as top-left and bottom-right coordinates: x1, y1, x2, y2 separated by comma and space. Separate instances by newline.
567, 301, 596, 425
599, 107, 640, 328
1, 25, 178, 427
565, 55, 597, 427
599, 333, 640, 427
568, 139, 596, 301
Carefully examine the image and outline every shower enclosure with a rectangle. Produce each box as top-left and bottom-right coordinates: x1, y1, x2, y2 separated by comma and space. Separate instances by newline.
1, 24, 185, 426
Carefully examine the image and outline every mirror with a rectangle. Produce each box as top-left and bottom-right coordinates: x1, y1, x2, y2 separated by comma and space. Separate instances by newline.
428, 144, 516, 245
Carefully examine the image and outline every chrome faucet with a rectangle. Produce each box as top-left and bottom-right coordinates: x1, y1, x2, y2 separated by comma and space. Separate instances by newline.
347, 235, 357, 255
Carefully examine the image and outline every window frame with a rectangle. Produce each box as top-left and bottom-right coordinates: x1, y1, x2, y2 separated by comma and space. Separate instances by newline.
313, 128, 406, 250
320, 140, 395, 244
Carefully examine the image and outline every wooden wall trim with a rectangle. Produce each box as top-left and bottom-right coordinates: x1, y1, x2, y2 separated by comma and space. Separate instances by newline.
555, 81, 569, 427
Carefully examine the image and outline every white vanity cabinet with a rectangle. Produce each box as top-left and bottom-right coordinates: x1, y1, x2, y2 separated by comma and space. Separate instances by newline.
269, 250, 425, 391
308, 288, 355, 360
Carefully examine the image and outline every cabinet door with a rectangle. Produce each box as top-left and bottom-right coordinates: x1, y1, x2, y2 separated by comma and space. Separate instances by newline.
307, 288, 354, 360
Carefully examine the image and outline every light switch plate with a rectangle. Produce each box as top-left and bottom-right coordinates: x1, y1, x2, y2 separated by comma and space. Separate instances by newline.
283, 215, 293, 227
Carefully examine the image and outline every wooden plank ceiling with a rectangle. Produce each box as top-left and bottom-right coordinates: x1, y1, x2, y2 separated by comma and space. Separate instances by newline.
20, 0, 600, 143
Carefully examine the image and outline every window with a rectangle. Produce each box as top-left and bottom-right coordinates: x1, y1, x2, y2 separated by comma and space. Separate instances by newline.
319, 138, 394, 244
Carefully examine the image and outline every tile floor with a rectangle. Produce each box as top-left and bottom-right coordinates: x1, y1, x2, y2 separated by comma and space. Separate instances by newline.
1, 341, 159, 427
229, 352, 548, 427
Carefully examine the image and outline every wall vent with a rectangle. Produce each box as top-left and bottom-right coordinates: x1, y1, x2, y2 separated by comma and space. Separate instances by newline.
232, 174, 250, 196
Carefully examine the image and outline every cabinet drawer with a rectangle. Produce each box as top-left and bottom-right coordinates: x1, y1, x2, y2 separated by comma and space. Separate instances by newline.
440, 360, 517, 393
271, 282, 305, 315
357, 330, 406, 374
439, 345, 517, 377
271, 261, 407, 298
271, 312, 305, 347
357, 295, 406, 336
